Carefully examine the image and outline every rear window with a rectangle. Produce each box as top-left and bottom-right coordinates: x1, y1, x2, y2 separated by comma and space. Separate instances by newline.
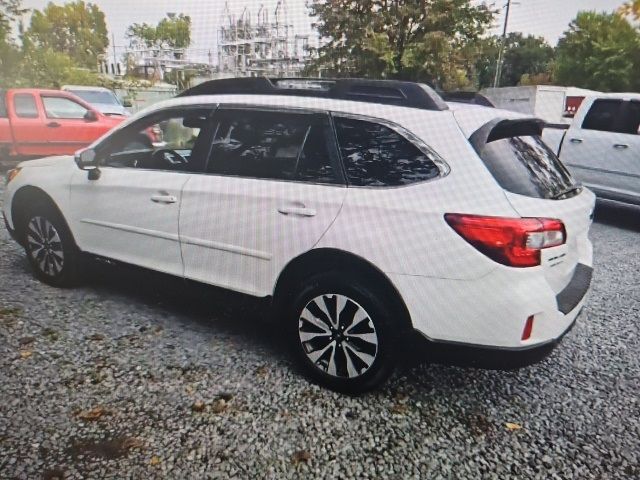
478, 135, 577, 199
0, 90, 7, 118
14, 94, 39, 118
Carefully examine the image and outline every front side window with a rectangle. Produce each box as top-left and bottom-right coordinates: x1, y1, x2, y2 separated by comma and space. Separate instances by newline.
97, 109, 211, 173
582, 100, 624, 133
334, 117, 440, 187
207, 109, 340, 184
42, 96, 88, 119
14, 94, 38, 118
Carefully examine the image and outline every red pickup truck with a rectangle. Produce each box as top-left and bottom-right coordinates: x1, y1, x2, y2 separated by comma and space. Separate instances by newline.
0, 88, 124, 159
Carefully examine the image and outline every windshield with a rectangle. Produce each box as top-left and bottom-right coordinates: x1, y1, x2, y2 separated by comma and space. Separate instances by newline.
478, 135, 578, 199
69, 90, 120, 105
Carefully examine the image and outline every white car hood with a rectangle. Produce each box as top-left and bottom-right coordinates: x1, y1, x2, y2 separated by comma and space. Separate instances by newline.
19, 155, 75, 169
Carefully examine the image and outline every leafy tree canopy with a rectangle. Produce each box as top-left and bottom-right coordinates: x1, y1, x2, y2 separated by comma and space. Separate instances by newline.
24, 1, 108, 69
477, 33, 555, 88
305, 0, 494, 89
555, 11, 640, 92
127, 13, 191, 51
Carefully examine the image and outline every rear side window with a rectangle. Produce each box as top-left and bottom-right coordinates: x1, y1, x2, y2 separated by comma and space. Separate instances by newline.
208, 109, 341, 184
333, 117, 440, 187
0, 91, 7, 118
14, 94, 38, 118
479, 135, 576, 199
621, 101, 640, 135
582, 100, 624, 133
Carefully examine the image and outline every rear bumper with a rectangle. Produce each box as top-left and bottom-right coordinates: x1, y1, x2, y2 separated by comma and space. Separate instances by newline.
412, 307, 582, 370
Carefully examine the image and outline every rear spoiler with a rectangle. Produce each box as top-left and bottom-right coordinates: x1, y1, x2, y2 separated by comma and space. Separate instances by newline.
469, 118, 545, 153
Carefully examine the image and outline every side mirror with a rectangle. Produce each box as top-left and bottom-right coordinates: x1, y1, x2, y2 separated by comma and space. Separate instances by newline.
75, 149, 101, 180
75, 148, 96, 168
122, 98, 133, 108
84, 110, 98, 122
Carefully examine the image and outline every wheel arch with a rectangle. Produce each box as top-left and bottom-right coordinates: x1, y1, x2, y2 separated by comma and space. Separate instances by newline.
272, 248, 413, 332
11, 185, 75, 247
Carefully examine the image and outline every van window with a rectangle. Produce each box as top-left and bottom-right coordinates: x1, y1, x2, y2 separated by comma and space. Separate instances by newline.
14, 94, 39, 118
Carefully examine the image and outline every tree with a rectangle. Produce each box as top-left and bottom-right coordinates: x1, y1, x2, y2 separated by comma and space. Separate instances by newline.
23, 1, 108, 69
18, 47, 100, 88
0, 0, 27, 87
305, 0, 494, 89
476, 33, 555, 88
127, 13, 191, 52
555, 11, 640, 92
619, 0, 640, 20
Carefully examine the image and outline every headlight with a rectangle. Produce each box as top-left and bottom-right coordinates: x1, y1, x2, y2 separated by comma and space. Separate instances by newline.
6, 167, 22, 184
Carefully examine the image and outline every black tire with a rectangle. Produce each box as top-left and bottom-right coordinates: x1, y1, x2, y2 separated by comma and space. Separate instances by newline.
21, 201, 83, 287
286, 271, 400, 394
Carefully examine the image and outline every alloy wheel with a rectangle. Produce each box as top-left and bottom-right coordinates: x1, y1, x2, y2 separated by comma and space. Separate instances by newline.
26, 216, 64, 277
298, 294, 379, 378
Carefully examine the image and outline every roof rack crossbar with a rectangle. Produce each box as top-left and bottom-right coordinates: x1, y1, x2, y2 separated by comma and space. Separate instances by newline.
178, 77, 449, 111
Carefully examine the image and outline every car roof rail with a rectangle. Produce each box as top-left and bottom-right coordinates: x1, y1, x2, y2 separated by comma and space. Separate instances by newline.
177, 77, 449, 111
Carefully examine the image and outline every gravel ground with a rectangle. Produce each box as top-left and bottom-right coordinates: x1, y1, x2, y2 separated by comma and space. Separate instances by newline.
0, 187, 639, 479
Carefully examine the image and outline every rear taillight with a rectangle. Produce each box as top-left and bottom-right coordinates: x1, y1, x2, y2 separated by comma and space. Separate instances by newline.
444, 214, 566, 268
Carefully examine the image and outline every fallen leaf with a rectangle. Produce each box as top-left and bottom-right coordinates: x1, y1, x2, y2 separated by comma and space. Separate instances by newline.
150, 456, 161, 466
77, 406, 109, 421
211, 399, 227, 414
390, 403, 409, 415
20, 350, 33, 359
88, 333, 105, 341
505, 422, 523, 431
122, 437, 145, 450
42, 328, 59, 341
19, 336, 35, 346
291, 450, 312, 464
255, 365, 268, 376
185, 385, 195, 395
191, 400, 206, 412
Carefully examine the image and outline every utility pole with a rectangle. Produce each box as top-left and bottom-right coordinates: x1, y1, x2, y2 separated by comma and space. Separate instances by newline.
493, 0, 512, 89
112, 32, 117, 74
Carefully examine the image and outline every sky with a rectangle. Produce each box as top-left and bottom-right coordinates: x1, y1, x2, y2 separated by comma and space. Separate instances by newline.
20, 0, 621, 61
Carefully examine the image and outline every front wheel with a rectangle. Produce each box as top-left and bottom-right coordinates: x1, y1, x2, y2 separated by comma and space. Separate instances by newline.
287, 272, 399, 394
22, 204, 83, 287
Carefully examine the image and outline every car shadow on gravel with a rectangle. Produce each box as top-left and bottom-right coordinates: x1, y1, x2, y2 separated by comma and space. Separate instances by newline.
593, 199, 640, 232
82, 260, 288, 358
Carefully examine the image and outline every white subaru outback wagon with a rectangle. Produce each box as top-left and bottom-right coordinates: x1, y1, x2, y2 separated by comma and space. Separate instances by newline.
3, 78, 595, 393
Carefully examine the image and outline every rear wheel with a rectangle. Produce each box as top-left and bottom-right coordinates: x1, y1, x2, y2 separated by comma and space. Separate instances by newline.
286, 272, 399, 394
22, 203, 82, 287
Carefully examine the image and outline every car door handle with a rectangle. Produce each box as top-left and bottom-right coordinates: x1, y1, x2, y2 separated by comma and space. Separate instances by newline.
47, 122, 61, 128
150, 194, 177, 204
569, 138, 583, 144
277, 206, 316, 217
613, 143, 629, 149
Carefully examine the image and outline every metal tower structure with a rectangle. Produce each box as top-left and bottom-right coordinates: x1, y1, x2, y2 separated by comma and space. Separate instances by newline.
217, 1, 309, 77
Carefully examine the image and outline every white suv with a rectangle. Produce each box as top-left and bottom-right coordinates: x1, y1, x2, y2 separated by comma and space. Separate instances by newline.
2, 78, 595, 393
